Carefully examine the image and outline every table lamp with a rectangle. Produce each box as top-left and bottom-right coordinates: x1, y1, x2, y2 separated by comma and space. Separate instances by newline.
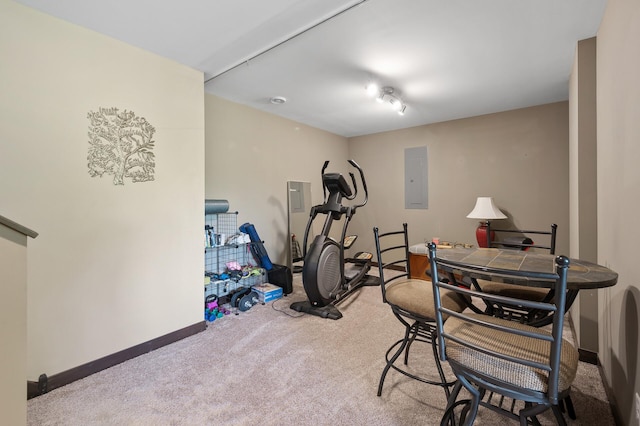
466, 197, 507, 248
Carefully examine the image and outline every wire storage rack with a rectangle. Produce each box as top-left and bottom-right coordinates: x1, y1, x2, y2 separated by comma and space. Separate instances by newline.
204, 212, 266, 300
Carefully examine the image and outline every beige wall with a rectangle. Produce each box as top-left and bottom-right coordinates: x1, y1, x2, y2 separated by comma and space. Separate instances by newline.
0, 224, 30, 425
569, 37, 599, 353
5, 3, 635, 421
597, 0, 640, 424
347, 102, 570, 258
205, 94, 349, 266
205, 98, 570, 268
0, 1, 205, 379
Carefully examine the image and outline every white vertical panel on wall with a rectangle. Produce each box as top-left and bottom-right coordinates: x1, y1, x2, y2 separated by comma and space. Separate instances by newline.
404, 146, 428, 209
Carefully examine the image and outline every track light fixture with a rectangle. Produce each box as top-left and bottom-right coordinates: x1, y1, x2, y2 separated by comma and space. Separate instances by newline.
365, 83, 407, 115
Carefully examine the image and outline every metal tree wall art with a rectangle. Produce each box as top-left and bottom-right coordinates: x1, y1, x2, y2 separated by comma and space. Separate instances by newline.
87, 107, 156, 185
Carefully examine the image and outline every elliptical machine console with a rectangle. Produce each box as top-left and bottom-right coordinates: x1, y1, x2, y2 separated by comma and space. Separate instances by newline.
290, 160, 375, 320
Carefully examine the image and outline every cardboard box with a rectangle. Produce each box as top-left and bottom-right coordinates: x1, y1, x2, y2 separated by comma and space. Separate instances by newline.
252, 283, 283, 303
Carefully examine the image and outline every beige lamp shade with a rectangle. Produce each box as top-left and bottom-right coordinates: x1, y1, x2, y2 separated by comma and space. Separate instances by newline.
466, 197, 507, 220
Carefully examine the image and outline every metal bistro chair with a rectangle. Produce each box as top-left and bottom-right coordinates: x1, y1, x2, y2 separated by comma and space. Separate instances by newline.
487, 223, 557, 254
429, 243, 579, 426
474, 224, 559, 326
373, 224, 466, 398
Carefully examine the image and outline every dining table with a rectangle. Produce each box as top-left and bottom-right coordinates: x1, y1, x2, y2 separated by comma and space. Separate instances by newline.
428, 246, 618, 327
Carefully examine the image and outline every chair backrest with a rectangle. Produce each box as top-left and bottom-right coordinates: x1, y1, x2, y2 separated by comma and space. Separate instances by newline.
487, 223, 557, 254
373, 223, 410, 303
428, 243, 571, 403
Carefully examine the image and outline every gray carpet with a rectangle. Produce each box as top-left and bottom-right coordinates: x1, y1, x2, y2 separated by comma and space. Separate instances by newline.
28, 274, 614, 425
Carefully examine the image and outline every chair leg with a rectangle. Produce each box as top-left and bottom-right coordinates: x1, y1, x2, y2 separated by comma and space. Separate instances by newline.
377, 327, 411, 396
440, 381, 464, 426
431, 329, 453, 399
551, 404, 569, 426
404, 322, 420, 365
521, 402, 543, 426
453, 376, 480, 426
529, 413, 542, 426
562, 395, 576, 420
441, 399, 475, 426
520, 402, 557, 426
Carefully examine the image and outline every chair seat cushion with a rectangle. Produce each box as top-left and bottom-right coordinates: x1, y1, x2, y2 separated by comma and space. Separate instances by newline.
386, 278, 467, 319
443, 314, 579, 393
477, 279, 549, 301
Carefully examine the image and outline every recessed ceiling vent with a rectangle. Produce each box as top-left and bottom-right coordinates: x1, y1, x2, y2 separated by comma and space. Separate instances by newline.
270, 96, 287, 104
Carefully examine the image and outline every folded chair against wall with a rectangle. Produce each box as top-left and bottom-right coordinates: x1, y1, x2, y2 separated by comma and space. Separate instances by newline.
428, 243, 579, 426
373, 224, 466, 398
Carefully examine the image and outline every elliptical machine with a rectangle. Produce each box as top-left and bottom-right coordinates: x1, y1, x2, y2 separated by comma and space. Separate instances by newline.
290, 159, 376, 320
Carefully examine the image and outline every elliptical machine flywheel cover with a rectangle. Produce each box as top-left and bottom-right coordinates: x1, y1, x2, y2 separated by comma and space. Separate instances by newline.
302, 235, 341, 307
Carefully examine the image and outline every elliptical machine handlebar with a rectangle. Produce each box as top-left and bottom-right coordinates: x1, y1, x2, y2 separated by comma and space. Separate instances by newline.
344, 172, 358, 201
318, 160, 367, 207
302, 159, 368, 258
321, 160, 330, 201
347, 159, 368, 209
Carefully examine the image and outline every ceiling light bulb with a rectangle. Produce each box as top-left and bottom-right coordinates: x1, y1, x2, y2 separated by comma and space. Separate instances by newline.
365, 83, 379, 97
398, 105, 406, 116
389, 97, 402, 111
376, 93, 385, 103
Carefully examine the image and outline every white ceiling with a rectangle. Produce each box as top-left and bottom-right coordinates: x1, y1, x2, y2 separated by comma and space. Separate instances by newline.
16, 0, 607, 137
